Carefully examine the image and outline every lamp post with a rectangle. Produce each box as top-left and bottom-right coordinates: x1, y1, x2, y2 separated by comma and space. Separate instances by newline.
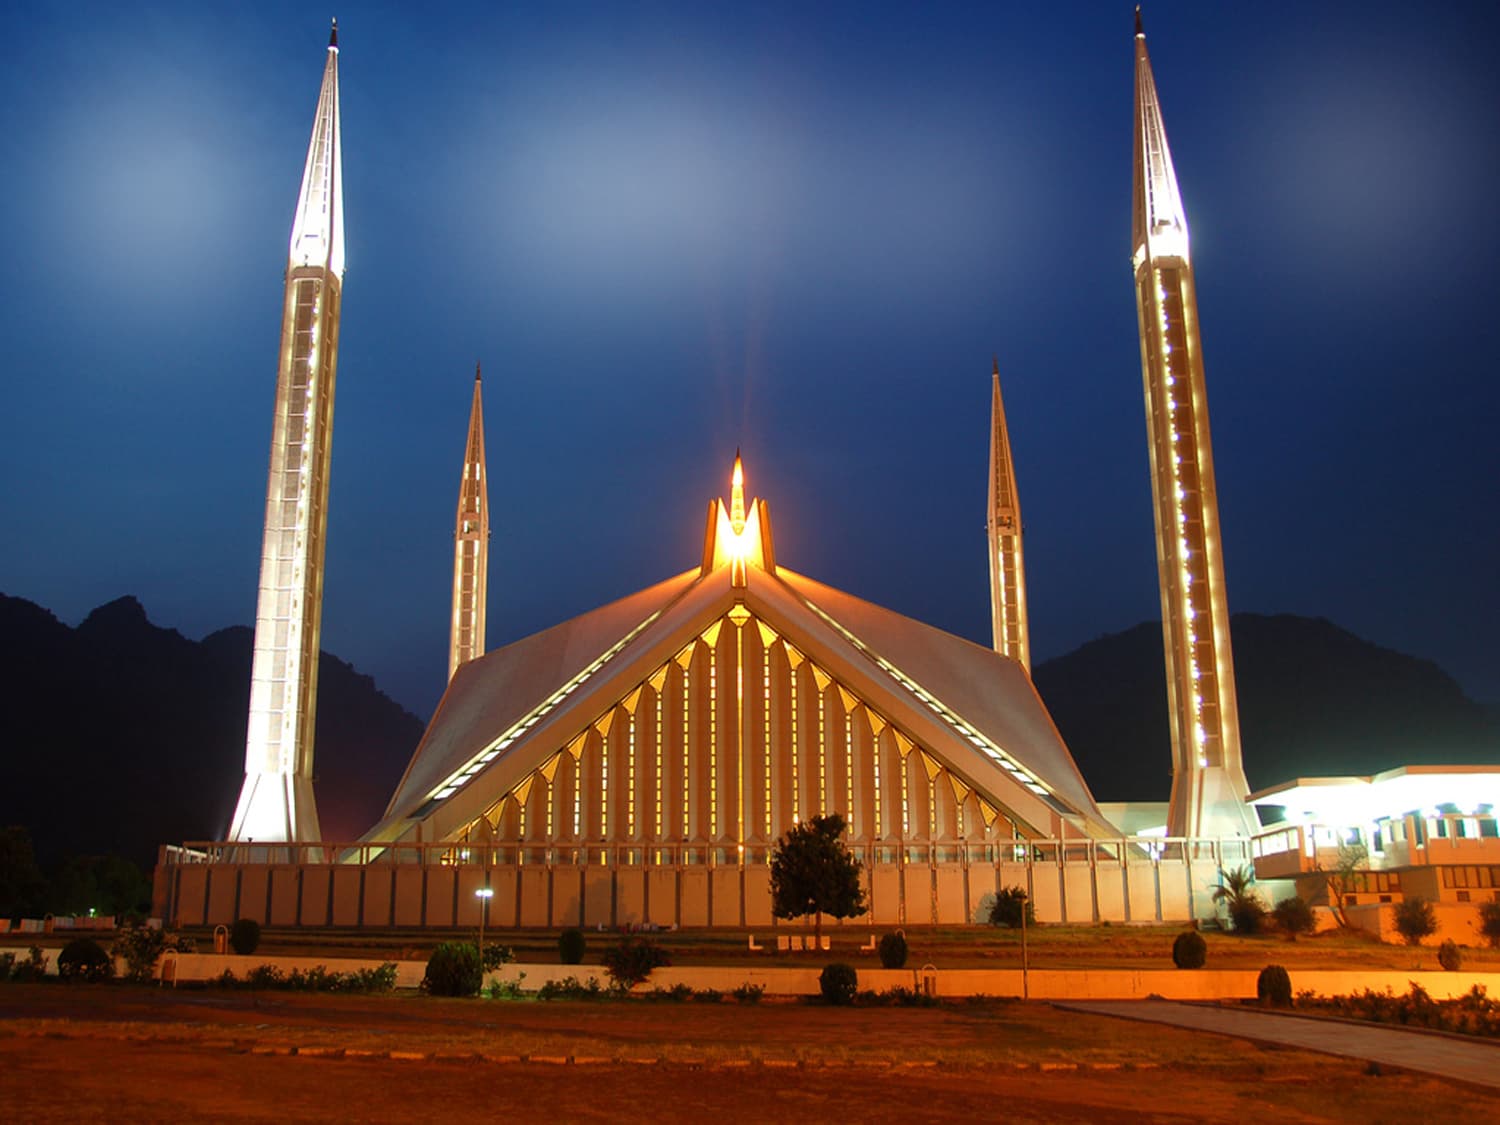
475, 886, 494, 991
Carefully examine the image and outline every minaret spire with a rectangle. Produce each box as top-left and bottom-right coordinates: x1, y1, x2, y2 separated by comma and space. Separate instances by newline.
450, 365, 490, 681
1131, 18, 1253, 838
987, 359, 1030, 671
229, 27, 345, 845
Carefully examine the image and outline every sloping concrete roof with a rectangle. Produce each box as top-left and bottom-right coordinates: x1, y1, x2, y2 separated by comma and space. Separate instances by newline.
367, 560, 1111, 842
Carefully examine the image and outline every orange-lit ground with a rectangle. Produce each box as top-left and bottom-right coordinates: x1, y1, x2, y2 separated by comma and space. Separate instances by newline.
3, 985, 1496, 1122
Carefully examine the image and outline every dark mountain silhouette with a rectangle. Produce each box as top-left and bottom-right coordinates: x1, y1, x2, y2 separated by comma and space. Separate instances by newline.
1034, 613, 1500, 804
0, 593, 424, 868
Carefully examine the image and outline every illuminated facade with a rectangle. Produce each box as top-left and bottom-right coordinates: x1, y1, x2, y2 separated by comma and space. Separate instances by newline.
228, 23, 344, 845
987, 360, 1030, 671
1131, 14, 1253, 838
449, 366, 489, 682
339, 458, 1126, 926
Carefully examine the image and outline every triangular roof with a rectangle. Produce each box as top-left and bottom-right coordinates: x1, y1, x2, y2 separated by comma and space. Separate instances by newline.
367, 548, 1114, 844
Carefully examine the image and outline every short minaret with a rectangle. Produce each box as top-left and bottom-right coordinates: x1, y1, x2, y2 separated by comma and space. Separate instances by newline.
449, 366, 490, 680
987, 360, 1030, 672
229, 22, 344, 844
1131, 10, 1253, 838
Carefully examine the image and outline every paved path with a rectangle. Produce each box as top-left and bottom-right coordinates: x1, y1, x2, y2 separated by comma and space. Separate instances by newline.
1057, 1000, 1500, 1090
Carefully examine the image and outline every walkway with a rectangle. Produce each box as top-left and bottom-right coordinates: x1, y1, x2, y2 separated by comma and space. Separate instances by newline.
1057, 1000, 1500, 1090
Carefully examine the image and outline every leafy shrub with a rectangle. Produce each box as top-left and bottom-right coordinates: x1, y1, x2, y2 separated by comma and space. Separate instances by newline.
538, 975, 605, 1001
57, 938, 112, 983
819, 962, 858, 1006
1296, 983, 1500, 1039
246, 964, 285, 989
694, 987, 723, 1004
857, 986, 938, 1008
558, 928, 586, 965
645, 983, 693, 1002
1438, 940, 1463, 972
878, 931, 908, 969
1228, 897, 1267, 935
1257, 964, 1292, 1007
732, 982, 764, 1004
1172, 930, 1207, 969
110, 921, 191, 983
422, 941, 482, 997
481, 943, 514, 970
1394, 897, 1438, 946
1478, 901, 1500, 949
1272, 896, 1315, 939
229, 917, 261, 956
6, 947, 47, 982
484, 973, 528, 1000
0, 952, 15, 980
601, 936, 669, 991
988, 886, 1034, 928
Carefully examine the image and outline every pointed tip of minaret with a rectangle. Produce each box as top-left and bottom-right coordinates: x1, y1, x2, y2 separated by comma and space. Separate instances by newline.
329, 18, 339, 50
474, 361, 482, 383
1135, 6, 1143, 37
992, 355, 1000, 379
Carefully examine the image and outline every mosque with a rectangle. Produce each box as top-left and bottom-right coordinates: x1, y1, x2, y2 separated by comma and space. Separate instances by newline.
155, 17, 1499, 935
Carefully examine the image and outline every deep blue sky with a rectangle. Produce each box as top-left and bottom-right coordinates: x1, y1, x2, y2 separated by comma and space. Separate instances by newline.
3, 1, 1497, 722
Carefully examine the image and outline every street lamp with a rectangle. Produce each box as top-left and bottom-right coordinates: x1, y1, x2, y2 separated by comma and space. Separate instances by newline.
475, 885, 494, 990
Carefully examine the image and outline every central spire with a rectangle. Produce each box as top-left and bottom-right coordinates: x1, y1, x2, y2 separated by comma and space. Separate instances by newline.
987, 359, 1030, 671
450, 365, 490, 681
701, 452, 775, 583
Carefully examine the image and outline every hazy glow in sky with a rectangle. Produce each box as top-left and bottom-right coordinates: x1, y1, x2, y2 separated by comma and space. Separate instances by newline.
2, 1, 1497, 721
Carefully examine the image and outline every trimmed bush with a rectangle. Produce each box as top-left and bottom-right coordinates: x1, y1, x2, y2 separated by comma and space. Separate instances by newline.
988, 886, 1034, 928
601, 936, 669, 991
110, 921, 191, 983
423, 941, 482, 997
878, 931, 908, 969
732, 982, 764, 1004
1257, 964, 1292, 1007
819, 962, 858, 1006
229, 917, 261, 956
1478, 901, 1500, 949
1394, 897, 1438, 946
1438, 940, 1463, 972
558, 928, 586, 965
1172, 930, 1207, 969
1272, 895, 1315, 939
57, 938, 112, 983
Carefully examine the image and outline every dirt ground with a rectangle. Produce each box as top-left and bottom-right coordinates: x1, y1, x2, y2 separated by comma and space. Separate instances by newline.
2, 985, 1495, 1122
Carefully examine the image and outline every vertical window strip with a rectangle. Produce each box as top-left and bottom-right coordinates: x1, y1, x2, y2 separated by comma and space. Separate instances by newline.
655, 682, 664, 839
818, 685, 827, 813
600, 723, 609, 839
627, 713, 636, 838
763, 651, 772, 838
790, 666, 799, 822
709, 647, 718, 837
873, 732, 882, 836
682, 658, 691, 839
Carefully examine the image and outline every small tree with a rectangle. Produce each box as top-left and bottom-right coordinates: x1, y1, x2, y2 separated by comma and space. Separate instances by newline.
558, 928, 586, 965
769, 814, 866, 942
1437, 940, 1462, 971
1318, 843, 1368, 928
1393, 897, 1438, 946
819, 963, 858, 1006
57, 938, 113, 982
423, 942, 482, 996
1479, 901, 1500, 949
1256, 965, 1292, 1007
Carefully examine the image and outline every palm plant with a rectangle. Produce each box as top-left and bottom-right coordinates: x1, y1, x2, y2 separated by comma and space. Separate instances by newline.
1212, 865, 1266, 934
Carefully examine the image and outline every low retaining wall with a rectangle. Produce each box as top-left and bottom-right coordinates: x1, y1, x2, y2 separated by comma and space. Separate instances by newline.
146, 953, 1500, 1002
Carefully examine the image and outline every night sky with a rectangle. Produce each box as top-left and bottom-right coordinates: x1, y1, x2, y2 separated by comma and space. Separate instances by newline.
3, 1, 1497, 724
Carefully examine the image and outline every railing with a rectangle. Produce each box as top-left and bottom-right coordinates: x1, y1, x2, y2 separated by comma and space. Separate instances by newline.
163, 835, 1254, 871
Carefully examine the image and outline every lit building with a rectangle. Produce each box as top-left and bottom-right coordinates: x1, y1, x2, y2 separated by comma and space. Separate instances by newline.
1131, 12, 1254, 839
449, 366, 489, 682
228, 22, 344, 845
987, 361, 1030, 671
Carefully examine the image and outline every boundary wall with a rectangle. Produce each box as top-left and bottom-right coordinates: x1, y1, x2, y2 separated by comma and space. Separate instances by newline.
157, 837, 1249, 930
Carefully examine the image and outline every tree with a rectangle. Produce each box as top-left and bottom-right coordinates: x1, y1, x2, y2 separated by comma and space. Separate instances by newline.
769, 814, 866, 941
1317, 843, 1367, 929
1212, 866, 1266, 934
1271, 895, 1315, 939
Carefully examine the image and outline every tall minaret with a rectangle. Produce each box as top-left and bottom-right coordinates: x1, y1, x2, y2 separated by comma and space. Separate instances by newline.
987, 360, 1030, 671
449, 366, 489, 680
1131, 10, 1253, 838
229, 22, 345, 844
